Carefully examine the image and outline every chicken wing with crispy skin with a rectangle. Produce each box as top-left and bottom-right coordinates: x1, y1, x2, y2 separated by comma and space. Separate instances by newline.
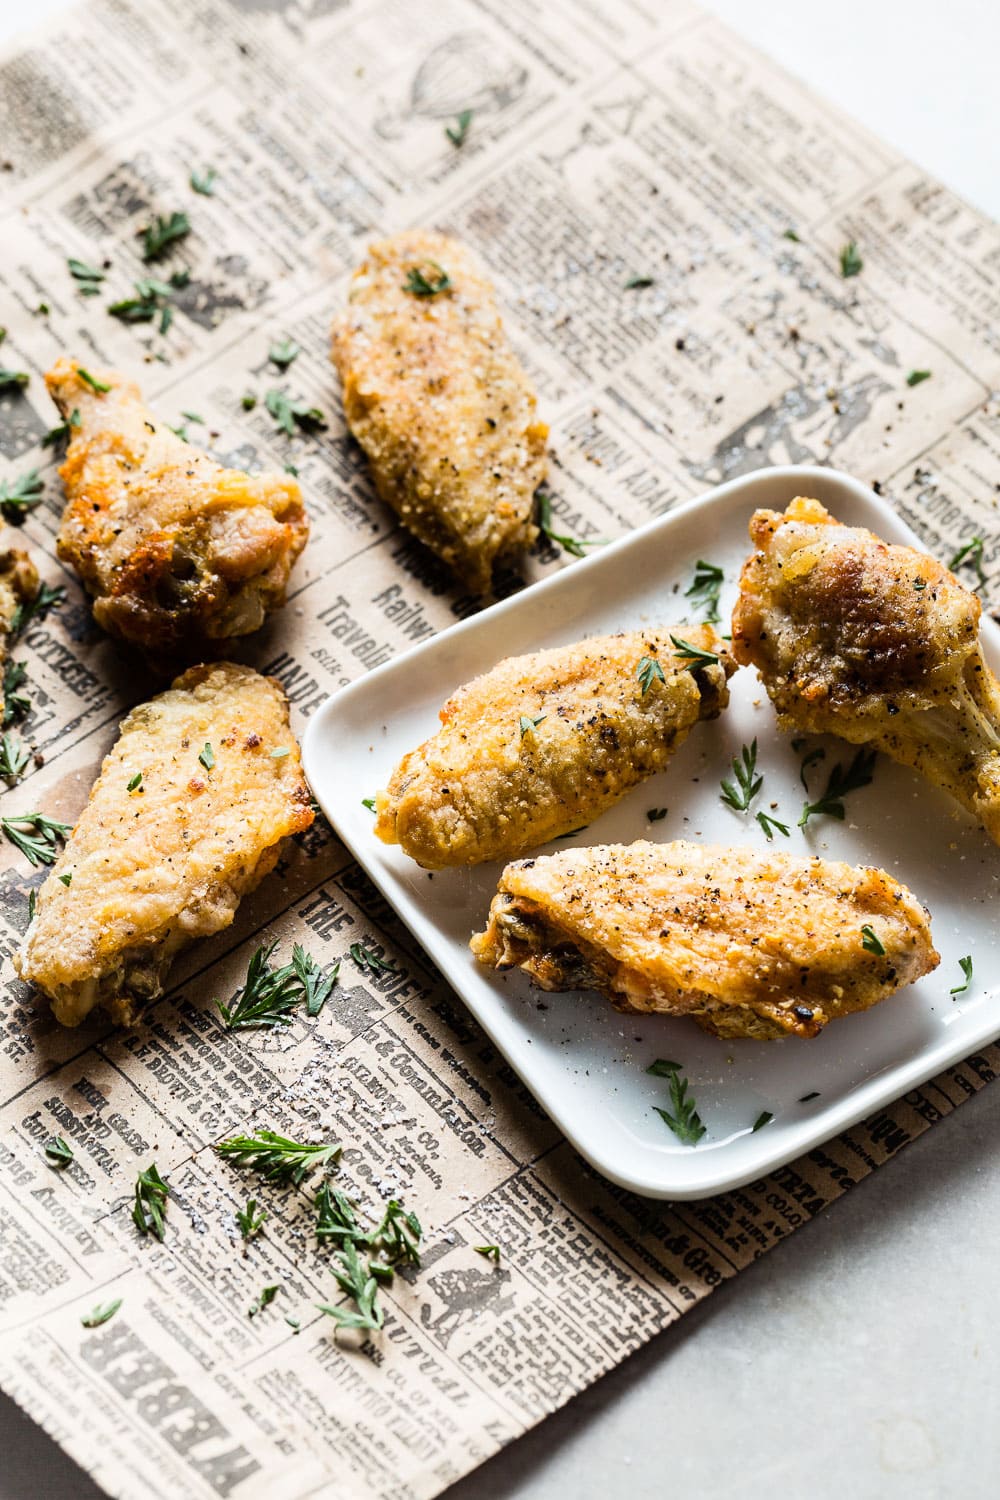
732, 496, 1000, 843
0, 546, 39, 721
14, 662, 313, 1027
331, 230, 547, 593
46, 358, 309, 659
472, 840, 938, 1040
376, 626, 735, 868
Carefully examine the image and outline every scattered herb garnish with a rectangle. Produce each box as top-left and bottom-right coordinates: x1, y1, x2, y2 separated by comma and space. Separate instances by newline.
1, 812, 71, 866
108, 275, 181, 330
370, 1200, 422, 1269
199, 741, 215, 772
799, 746, 825, 790
535, 490, 601, 559
132, 1163, 170, 1240
403, 262, 452, 297
839, 241, 863, 278
315, 1182, 366, 1246
127, 772, 143, 792
77, 367, 111, 394
2, 661, 30, 726
519, 713, 546, 738
27, 888, 36, 921
317, 1238, 385, 1332
798, 747, 876, 827
265, 388, 327, 437
44, 1136, 74, 1169
906, 369, 932, 387
624, 274, 654, 290
268, 338, 300, 370
0, 732, 30, 782
636, 654, 666, 695
752, 1111, 773, 1132
10, 581, 65, 637
798, 1091, 820, 1103
139, 210, 190, 261
861, 924, 885, 955
361, 797, 376, 812
81, 1298, 122, 1328
293, 943, 339, 1018
756, 811, 790, 840
684, 559, 724, 623
950, 955, 973, 995
0, 467, 44, 523
241, 392, 257, 411
720, 739, 762, 813
0, 369, 29, 391
445, 108, 473, 147
349, 941, 398, 974
236, 1198, 268, 1242
190, 167, 217, 196
215, 1130, 341, 1187
669, 634, 719, 670
58, 872, 72, 887
474, 1244, 501, 1262
68, 257, 106, 295
646, 807, 668, 822
41, 407, 80, 448
249, 1284, 280, 1318
646, 1058, 683, 1077
949, 535, 987, 588
651, 1061, 705, 1145
783, 228, 801, 242
217, 940, 305, 1028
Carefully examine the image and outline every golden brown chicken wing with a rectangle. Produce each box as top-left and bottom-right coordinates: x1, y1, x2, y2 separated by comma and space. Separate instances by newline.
732, 496, 1000, 843
331, 230, 547, 593
376, 626, 735, 868
14, 662, 313, 1027
471, 840, 938, 1040
0, 546, 39, 723
46, 358, 309, 659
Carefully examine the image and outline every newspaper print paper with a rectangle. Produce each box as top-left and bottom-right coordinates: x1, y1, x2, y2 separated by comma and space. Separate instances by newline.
1, 0, 999, 1495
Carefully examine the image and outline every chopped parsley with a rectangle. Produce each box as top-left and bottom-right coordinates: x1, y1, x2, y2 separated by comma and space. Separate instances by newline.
317, 1239, 385, 1332
445, 108, 473, 147
950, 955, 973, 995
403, 262, 452, 296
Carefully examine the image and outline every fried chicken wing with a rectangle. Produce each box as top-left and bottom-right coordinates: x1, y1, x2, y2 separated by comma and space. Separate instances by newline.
14, 662, 313, 1027
472, 840, 938, 1040
733, 496, 1000, 842
331, 230, 547, 593
376, 626, 735, 868
0, 547, 38, 722
46, 358, 309, 659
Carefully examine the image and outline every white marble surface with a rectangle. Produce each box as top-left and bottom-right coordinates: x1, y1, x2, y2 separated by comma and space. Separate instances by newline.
1, 0, 998, 1495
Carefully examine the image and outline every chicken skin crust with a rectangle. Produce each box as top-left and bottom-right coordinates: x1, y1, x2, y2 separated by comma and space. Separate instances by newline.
732, 496, 1000, 844
14, 662, 313, 1028
331, 230, 547, 593
46, 358, 309, 659
376, 626, 735, 868
0, 547, 39, 721
471, 841, 938, 1040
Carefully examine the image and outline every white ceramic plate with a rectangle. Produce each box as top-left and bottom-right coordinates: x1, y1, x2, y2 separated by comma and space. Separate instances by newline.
303, 466, 1000, 1199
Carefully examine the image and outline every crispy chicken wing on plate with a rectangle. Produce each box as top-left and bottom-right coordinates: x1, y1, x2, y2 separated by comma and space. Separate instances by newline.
472, 840, 938, 1040
375, 626, 735, 867
14, 662, 313, 1027
46, 358, 309, 660
732, 496, 1000, 844
331, 230, 547, 593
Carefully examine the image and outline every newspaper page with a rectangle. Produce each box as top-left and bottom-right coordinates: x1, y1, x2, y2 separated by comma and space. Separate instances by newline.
1, 0, 998, 1496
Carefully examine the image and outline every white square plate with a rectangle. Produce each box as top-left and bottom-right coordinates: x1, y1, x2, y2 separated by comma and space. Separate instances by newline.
303, 466, 1000, 1199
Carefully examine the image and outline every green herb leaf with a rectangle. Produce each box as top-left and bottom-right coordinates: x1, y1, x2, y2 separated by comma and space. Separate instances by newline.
950, 954, 973, 995
720, 739, 762, 813
199, 741, 215, 772
81, 1297, 122, 1328
293, 943, 339, 1017
361, 797, 376, 812
798, 746, 825, 791
10, 580, 66, 638
783, 228, 801, 242
265, 388, 327, 437
241, 391, 257, 411
861, 924, 885, 955
637, 654, 666, 695
652, 1067, 705, 1145
217, 941, 300, 1028
44, 1136, 74, 1169
646, 807, 668, 822
132, 1162, 170, 1240
127, 772, 143, 792
317, 1238, 385, 1332
646, 1058, 682, 1077
0, 467, 44, 523
58, 872, 72, 887
41, 408, 81, 448
799, 1091, 820, 1103
799, 747, 876, 826
445, 108, 473, 147
236, 1197, 268, 1242
403, 262, 452, 297
1, 811, 72, 866
285, 1314, 301, 1331
349, 941, 398, 974
68, 257, 106, 290
190, 167, 217, 196
519, 713, 546, 738
27, 888, 36, 921
684, 559, 724, 623
249, 1284, 280, 1318
756, 810, 790, 840
669, 634, 719, 670
949, 535, 987, 589
270, 746, 290, 759
752, 1111, 773, 1133
2, 660, 30, 727
215, 1130, 341, 1187
77, 367, 111, 394
906, 369, 932, 387
474, 1244, 501, 1262
839, 241, 863, 278
0, 731, 30, 783
268, 338, 300, 370
0, 369, 29, 391
535, 490, 602, 559
315, 1181, 365, 1246
370, 1199, 422, 1269
624, 274, 654, 290
139, 210, 191, 261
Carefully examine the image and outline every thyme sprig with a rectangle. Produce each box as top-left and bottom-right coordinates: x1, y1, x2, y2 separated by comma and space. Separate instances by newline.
215, 1130, 341, 1187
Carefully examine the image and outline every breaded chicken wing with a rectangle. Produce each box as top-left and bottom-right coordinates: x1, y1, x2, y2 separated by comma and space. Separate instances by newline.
472, 840, 938, 1040
46, 359, 309, 659
14, 662, 313, 1027
0, 547, 38, 722
733, 496, 1000, 843
376, 626, 735, 867
331, 230, 547, 593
